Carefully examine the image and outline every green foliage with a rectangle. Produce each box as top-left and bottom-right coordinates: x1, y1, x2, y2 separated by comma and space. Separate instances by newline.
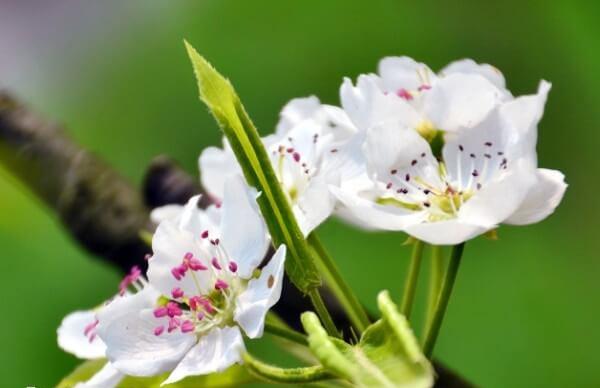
301, 291, 434, 387
185, 41, 321, 293
57, 359, 255, 387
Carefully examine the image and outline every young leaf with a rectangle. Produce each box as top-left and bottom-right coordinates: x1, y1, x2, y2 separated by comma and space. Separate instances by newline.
185, 41, 321, 293
301, 291, 434, 387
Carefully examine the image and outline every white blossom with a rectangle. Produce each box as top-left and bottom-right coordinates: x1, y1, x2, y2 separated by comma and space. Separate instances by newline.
97, 176, 286, 384
331, 57, 567, 244
199, 96, 358, 236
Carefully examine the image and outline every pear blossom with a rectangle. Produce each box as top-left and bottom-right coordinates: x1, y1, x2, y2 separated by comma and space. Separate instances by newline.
339, 57, 520, 143
96, 176, 286, 385
57, 307, 124, 388
199, 96, 359, 235
331, 58, 567, 245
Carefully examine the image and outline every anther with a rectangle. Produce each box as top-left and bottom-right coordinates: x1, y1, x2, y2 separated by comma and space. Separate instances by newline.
154, 326, 165, 336
153, 307, 168, 318
180, 320, 195, 333
171, 287, 184, 299
228, 261, 238, 273
211, 257, 222, 270
215, 279, 229, 290
201, 230, 209, 239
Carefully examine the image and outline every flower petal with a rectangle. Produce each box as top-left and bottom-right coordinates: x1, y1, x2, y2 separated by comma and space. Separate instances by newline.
148, 220, 213, 296
505, 168, 567, 225
499, 80, 551, 164
150, 204, 184, 224
199, 139, 241, 200
440, 59, 507, 93
378, 56, 435, 91
74, 362, 123, 388
340, 75, 420, 130
404, 219, 488, 245
294, 175, 336, 236
423, 72, 503, 131
330, 185, 425, 230
97, 287, 196, 377
58, 310, 106, 359
162, 326, 245, 385
276, 96, 321, 135
234, 245, 286, 338
458, 159, 537, 227
220, 176, 269, 279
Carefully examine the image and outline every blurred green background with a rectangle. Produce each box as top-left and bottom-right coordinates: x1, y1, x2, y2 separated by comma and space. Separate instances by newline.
1, 0, 598, 387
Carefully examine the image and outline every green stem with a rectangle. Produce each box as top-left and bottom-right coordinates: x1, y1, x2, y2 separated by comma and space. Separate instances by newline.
422, 243, 465, 358
423, 245, 445, 331
308, 234, 371, 333
242, 352, 332, 383
309, 288, 341, 338
400, 239, 425, 319
264, 322, 308, 346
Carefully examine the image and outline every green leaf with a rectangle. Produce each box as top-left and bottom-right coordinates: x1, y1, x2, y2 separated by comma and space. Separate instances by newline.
184, 41, 321, 293
58, 359, 255, 388
301, 291, 434, 387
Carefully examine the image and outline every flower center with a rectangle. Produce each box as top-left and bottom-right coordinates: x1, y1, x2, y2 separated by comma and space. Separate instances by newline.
377, 140, 508, 222
152, 231, 242, 338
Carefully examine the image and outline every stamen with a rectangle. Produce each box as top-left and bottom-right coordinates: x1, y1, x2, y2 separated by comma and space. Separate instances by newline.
201, 230, 209, 239
188, 258, 207, 271
215, 279, 229, 290
153, 307, 168, 318
396, 88, 413, 100
228, 261, 238, 273
154, 326, 165, 336
211, 257, 222, 270
180, 320, 195, 333
171, 287, 184, 299
167, 317, 181, 333
292, 152, 301, 162
166, 302, 182, 317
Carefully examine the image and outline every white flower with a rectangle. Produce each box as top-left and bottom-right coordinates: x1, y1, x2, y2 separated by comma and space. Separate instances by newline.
199, 96, 357, 235
57, 308, 124, 388
340, 57, 512, 139
332, 65, 567, 245
97, 176, 286, 385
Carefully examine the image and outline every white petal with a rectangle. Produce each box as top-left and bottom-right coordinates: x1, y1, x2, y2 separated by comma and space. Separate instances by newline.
148, 220, 213, 296
276, 96, 321, 135
199, 139, 240, 200
97, 287, 196, 377
340, 75, 420, 130
150, 205, 184, 224
404, 219, 488, 245
499, 80, 551, 164
235, 245, 287, 338
220, 176, 269, 279
423, 72, 503, 131
440, 59, 507, 92
505, 168, 567, 225
364, 121, 437, 180
330, 185, 425, 230
74, 362, 123, 388
162, 326, 245, 385
58, 310, 106, 359
378, 56, 436, 91
458, 159, 537, 227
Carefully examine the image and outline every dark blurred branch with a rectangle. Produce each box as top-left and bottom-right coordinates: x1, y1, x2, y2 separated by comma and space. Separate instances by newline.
0, 91, 475, 387
0, 92, 151, 272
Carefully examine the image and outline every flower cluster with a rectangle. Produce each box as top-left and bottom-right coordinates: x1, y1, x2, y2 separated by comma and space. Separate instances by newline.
57, 55, 566, 386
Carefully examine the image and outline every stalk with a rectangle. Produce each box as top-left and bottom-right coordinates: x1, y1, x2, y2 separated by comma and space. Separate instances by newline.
400, 239, 425, 319
422, 243, 465, 357
308, 234, 371, 333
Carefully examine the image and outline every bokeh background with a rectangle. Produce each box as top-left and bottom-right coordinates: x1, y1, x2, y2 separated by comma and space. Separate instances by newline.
1, 1, 599, 387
